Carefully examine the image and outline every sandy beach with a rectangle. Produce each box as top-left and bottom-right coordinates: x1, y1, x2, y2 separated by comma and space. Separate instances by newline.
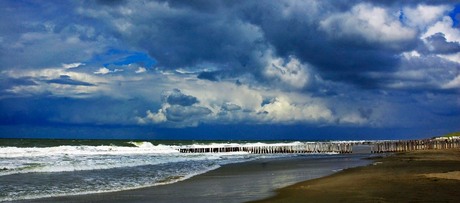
252, 149, 460, 202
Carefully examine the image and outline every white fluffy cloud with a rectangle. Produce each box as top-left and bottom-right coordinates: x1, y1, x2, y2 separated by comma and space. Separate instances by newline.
423, 17, 460, 42
264, 55, 311, 89
3, 64, 107, 98
442, 75, 460, 89
135, 67, 147, 74
134, 73, 388, 127
421, 17, 460, 64
94, 67, 111, 75
403, 4, 450, 29
257, 96, 333, 123
320, 3, 416, 46
137, 109, 167, 124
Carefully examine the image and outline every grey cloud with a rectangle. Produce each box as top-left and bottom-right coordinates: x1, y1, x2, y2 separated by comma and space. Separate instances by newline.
74, 0, 456, 91
162, 89, 199, 106
2, 0, 457, 92
164, 105, 212, 122
47, 75, 95, 86
0, 1, 112, 69
122, 0, 417, 88
376, 55, 460, 93
138, 88, 214, 126
0, 76, 38, 96
221, 103, 242, 111
423, 33, 460, 54
96, 0, 126, 6
156, 0, 225, 12
0, 77, 37, 87
241, 1, 417, 87
359, 108, 373, 120
108, 1, 264, 71
197, 71, 221, 82
77, 0, 271, 87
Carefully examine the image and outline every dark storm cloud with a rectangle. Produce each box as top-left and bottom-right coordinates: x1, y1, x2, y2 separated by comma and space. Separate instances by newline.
197, 71, 221, 82
96, 0, 126, 6
0, 77, 37, 87
0, 0, 112, 69
97, 0, 265, 74
46, 75, 95, 86
164, 105, 212, 122
159, 89, 212, 123
2, 0, 457, 89
162, 89, 199, 106
239, 1, 417, 88
422, 33, 460, 54
79, 0, 455, 89
155, 0, 225, 12
0, 76, 37, 96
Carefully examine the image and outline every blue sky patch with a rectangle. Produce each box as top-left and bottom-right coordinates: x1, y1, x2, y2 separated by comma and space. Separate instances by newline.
449, 4, 460, 27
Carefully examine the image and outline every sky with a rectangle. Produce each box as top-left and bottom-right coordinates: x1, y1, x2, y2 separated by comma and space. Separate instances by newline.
0, 0, 459, 140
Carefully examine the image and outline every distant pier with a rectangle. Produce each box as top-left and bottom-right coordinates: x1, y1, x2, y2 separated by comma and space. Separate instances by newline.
178, 142, 353, 154
371, 137, 460, 153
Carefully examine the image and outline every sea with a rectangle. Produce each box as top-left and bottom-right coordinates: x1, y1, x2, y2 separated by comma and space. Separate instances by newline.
0, 139, 371, 202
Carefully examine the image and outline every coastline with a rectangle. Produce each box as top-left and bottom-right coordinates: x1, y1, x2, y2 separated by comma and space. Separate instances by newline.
16, 153, 371, 203
251, 149, 460, 202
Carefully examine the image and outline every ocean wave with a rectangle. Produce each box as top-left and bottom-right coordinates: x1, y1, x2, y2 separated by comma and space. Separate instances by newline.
0, 145, 260, 177
0, 141, 343, 177
0, 162, 222, 202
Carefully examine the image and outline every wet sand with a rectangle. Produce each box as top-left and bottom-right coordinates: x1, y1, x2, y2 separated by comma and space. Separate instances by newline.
19, 154, 370, 203
252, 149, 460, 203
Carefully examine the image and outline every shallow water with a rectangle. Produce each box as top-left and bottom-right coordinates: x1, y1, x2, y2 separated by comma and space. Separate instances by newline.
25, 154, 373, 203
0, 139, 371, 202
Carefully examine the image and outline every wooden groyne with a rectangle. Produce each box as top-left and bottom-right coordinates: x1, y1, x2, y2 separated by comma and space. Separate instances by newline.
371, 138, 460, 153
178, 142, 353, 154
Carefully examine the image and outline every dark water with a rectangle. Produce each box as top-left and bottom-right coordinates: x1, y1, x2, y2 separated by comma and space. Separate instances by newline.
0, 138, 323, 147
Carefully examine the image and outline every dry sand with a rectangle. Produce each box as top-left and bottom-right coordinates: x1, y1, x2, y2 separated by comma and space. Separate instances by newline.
251, 149, 460, 203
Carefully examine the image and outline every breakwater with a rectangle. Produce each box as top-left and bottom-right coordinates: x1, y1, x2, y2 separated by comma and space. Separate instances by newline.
371, 137, 460, 153
178, 142, 353, 154
177, 137, 460, 154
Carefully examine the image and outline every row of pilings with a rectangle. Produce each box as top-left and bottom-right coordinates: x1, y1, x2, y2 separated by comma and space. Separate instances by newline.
371, 138, 460, 153
178, 142, 353, 154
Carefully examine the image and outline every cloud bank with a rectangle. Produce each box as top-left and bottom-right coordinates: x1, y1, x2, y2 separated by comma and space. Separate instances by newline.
0, 0, 459, 137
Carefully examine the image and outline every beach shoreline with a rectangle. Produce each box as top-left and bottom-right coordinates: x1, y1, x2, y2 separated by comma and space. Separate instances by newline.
251, 149, 460, 202
14, 153, 371, 203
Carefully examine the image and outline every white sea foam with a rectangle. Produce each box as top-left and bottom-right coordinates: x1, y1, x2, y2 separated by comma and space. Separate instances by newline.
0, 142, 274, 176
0, 141, 316, 159
0, 142, 180, 158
